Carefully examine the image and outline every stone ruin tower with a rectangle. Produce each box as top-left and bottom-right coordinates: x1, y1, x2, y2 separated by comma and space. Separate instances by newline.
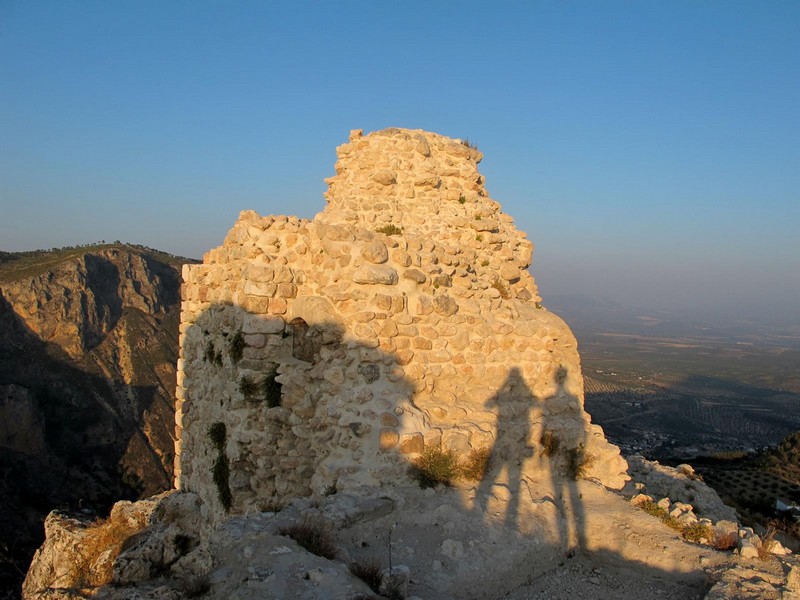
175, 128, 627, 520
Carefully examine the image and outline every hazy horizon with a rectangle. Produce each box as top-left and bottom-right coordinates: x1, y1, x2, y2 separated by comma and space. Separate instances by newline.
2, 1, 798, 325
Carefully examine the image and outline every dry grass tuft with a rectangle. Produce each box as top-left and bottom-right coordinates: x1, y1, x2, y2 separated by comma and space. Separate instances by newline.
540, 431, 560, 457
490, 277, 511, 299
461, 446, 492, 481
757, 526, 778, 560
59, 511, 146, 588
278, 519, 337, 560
682, 522, 713, 544
411, 446, 460, 488
565, 446, 595, 481
711, 529, 739, 551
349, 558, 383, 593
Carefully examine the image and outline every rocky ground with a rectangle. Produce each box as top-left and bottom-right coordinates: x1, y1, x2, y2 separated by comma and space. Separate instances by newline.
21, 460, 800, 600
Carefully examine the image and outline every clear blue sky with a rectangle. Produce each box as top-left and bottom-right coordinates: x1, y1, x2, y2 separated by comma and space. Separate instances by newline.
1, 1, 798, 323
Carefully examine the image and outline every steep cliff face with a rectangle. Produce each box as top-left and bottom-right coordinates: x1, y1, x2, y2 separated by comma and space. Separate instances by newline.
0, 245, 190, 595
1, 248, 177, 358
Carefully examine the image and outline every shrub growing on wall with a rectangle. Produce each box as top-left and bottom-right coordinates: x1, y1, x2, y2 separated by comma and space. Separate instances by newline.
263, 368, 282, 407
208, 422, 232, 511
228, 329, 245, 362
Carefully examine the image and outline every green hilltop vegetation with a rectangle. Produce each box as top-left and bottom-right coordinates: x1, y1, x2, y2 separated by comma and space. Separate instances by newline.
0, 242, 197, 283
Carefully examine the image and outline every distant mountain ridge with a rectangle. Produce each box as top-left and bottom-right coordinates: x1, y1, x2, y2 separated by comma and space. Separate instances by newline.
0, 243, 195, 594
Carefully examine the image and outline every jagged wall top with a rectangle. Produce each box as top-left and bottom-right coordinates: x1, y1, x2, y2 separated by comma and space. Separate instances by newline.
320, 128, 536, 293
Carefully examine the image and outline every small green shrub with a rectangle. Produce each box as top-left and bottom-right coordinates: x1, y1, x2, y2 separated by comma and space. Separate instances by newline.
208, 422, 226, 451
458, 195, 466, 204
481, 259, 489, 267
461, 138, 478, 150
474, 214, 482, 220
681, 522, 712, 543
208, 423, 232, 511
204, 341, 215, 363
411, 446, 460, 488
262, 369, 282, 407
461, 446, 492, 481
637, 500, 682, 531
239, 375, 259, 396
639, 500, 667, 519
228, 329, 245, 362
475, 234, 483, 242
278, 519, 337, 559
349, 558, 383, 593
376, 224, 402, 236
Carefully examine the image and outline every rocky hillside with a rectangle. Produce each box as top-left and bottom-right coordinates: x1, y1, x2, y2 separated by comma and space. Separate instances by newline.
0, 244, 193, 597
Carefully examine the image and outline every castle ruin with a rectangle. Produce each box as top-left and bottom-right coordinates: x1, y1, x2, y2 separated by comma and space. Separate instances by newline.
175, 128, 627, 521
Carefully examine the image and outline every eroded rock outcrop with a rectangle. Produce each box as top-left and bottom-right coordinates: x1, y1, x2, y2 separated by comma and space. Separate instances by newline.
0, 245, 189, 593
626, 455, 739, 523
176, 128, 627, 522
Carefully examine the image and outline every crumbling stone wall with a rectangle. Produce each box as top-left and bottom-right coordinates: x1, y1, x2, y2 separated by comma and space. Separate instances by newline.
176, 128, 627, 521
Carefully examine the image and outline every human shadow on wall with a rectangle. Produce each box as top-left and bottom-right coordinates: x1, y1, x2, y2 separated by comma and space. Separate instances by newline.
542, 366, 588, 553
472, 366, 587, 552
472, 367, 535, 532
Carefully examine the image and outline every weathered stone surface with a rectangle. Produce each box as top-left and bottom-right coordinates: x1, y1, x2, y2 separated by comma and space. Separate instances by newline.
371, 169, 396, 186
399, 433, 424, 454
361, 240, 389, 264
403, 268, 427, 283
433, 295, 459, 316
23, 494, 172, 596
353, 265, 399, 285
379, 429, 400, 451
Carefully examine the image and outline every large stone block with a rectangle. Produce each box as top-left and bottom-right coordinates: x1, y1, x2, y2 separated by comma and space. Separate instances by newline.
354, 266, 398, 285
242, 314, 285, 335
